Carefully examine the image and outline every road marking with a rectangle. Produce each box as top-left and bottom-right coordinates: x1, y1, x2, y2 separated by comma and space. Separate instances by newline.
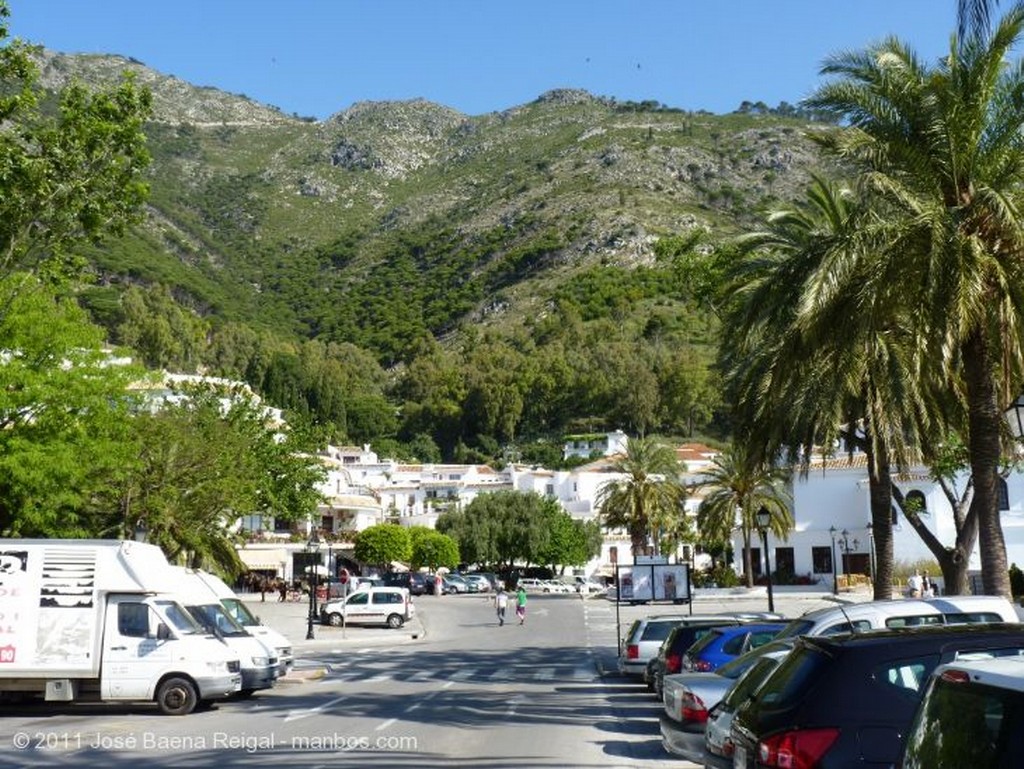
283, 695, 345, 722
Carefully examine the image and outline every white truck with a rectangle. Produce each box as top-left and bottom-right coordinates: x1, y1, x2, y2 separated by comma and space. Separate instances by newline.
167, 566, 279, 697
189, 568, 293, 674
0, 539, 241, 715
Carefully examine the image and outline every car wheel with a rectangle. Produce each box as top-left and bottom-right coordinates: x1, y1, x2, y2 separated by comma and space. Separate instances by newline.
156, 676, 198, 716
386, 613, 404, 629
327, 612, 345, 627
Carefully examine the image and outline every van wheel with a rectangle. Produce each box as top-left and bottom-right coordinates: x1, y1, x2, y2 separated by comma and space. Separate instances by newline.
156, 677, 197, 716
386, 613, 404, 629
327, 612, 345, 627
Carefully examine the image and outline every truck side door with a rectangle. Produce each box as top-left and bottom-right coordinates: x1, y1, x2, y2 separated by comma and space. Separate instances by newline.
101, 597, 172, 700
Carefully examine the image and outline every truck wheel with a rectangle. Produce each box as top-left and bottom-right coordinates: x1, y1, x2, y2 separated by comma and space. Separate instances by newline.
386, 613, 404, 629
156, 677, 197, 716
327, 612, 345, 627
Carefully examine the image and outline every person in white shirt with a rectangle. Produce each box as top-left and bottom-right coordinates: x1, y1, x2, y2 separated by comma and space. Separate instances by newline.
907, 571, 924, 598
494, 587, 509, 626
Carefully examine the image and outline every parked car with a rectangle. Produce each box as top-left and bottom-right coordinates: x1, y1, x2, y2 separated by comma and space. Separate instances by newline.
702, 649, 793, 768
443, 574, 471, 593
618, 614, 693, 677
516, 577, 548, 592
681, 622, 786, 672
651, 619, 745, 697
575, 578, 607, 594
540, 579, 573, 593
901, 656, 1024, 768
461, 574, 490, 592
381, 571, 429, 596
729, 623, 1024, 769
775, 594, 1019, 638
659, 638, 797, 764
319, 586, 415, 629
466, 572, 500, 591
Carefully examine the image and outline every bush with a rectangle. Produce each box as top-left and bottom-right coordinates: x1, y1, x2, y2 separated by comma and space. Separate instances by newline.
692, 564, 740, 588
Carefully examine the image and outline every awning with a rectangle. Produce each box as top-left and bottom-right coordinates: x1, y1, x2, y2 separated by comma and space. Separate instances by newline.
237, 548, 288, 570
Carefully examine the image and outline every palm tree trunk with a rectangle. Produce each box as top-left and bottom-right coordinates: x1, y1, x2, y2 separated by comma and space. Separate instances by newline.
742, 530, 754, 588
963, 330, 1011, 597
866, 462, 896, 600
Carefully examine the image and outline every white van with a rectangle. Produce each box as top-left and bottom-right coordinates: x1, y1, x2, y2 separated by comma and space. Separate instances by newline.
190, 569, 293, 674
169, 567, 279, 697
319, 586, 415, 628
777, 595, 1020, 638
0, 539, 240, 715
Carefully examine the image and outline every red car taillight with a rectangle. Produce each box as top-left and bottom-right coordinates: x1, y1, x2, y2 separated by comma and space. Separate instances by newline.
680, 691, 707, 723
626, 644, 639, 660
666, 652, 682, 674
758, 728, 840, 769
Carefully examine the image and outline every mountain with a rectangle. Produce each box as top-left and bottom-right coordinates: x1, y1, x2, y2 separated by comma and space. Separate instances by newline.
29, 49, 837, 450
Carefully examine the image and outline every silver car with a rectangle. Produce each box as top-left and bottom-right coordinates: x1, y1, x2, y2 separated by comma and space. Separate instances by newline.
658, 639, 795, 763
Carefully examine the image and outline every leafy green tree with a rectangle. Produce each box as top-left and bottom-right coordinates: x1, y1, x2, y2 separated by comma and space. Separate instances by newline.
354, 523, 412, 571
0, 275, 144, 537
102, 385, 325, 575
596, 436, 687, 558
537, 509, 602, 574
0, 2, 152, 283
409, 526, 460, 571
805, 10, 1024, 596
696, 443, 792, 588
438, 490, 555, 569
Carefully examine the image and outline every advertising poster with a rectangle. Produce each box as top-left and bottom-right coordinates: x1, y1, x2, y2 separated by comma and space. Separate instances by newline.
615, 562, 690, 603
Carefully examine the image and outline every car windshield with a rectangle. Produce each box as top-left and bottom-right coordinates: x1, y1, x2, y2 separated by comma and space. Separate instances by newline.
903, 676, 1024, 768
154, 600, 204, 634
722, 656, 783, 710
187, 603, 248, 637
715, 639, 795, 680
641, 620, 682, 642
221, 597, 260, 627
753, 644, 828, 707
687, 628, 724, 657
775, 618, 815, 638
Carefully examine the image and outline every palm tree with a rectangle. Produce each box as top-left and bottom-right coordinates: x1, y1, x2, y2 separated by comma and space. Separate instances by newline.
596, 436, 687, 559
696, 444, 792, 588
804, 10, 1024, 597
721, 175, 924, 599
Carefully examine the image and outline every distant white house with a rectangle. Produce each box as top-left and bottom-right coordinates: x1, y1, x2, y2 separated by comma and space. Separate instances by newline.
562, 429, 629, 460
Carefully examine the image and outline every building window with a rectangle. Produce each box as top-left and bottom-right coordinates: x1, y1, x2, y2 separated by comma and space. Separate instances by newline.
905, 490, 927, 515
545, 484, 555, 496
812, 546, 833, 575
998, 478, 1009, 511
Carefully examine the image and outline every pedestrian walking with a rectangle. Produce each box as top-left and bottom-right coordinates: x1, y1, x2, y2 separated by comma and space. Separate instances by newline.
515, 585, 527, 625
259, 577, 268, 603
494, 586, 508, 625
922, 572, 935, 598
278, 578, 288, 602
907, 571, 923, 598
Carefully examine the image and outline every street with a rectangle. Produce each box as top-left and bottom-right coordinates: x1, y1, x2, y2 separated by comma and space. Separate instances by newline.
0, 588, 856, 768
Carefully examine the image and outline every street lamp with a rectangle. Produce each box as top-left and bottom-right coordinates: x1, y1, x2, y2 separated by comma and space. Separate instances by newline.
305, 530, 322, 641
838, 529, 859, 588
829, 525, 838, 595
133, 518, 147, 543
866, 522, 876, 584
1005, 394, 1024, 439
755, 506, 775, 613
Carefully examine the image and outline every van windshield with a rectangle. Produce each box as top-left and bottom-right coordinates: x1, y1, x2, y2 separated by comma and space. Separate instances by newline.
155, 600, 204, 634
221, 597, 259, 627
186, 603, 248, 637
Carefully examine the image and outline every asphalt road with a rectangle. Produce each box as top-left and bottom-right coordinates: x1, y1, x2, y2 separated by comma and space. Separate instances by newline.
0, 587, 867, 768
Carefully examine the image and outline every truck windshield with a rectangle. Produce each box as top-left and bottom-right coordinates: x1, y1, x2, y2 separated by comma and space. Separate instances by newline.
155, 600, 204, 634
187, 603, 248, 637
221, 597, 259, 627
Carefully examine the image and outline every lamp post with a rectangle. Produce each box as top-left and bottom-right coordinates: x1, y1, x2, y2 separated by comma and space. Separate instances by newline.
1005, 394, 1024, 439
133, 518, 147, 543
829, 525, 838, 595
866, 522, 876, 585
305, 530, 321, 641
838, 529, 859, 588
755, 506, 775, 613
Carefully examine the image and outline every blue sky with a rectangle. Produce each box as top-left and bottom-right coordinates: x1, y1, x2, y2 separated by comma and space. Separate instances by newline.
7, 1, 963, 119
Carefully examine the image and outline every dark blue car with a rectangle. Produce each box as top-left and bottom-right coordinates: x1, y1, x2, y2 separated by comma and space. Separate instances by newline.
681, 622, 785, 672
